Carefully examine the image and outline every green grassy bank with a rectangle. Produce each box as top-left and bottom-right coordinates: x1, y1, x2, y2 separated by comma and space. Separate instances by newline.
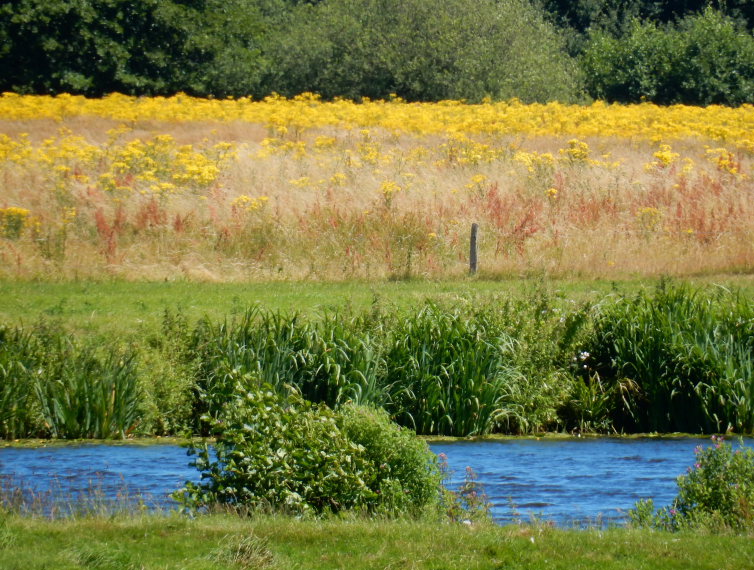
4, 276, 754, 439
1, 513, 752, 570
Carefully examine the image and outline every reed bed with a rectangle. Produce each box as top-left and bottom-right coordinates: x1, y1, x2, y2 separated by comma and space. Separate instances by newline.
2, 283, 753, 439
0, 322, 141, 439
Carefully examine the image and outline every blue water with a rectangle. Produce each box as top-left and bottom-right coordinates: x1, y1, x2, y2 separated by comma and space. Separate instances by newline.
0, 437, 726, 526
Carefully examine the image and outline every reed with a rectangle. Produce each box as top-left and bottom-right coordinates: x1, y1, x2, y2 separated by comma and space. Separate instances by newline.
187, 308, 387, 430
0, 322, 142, 439
0, 326, 39, 438
585, 282, 754, 433
383, 303, 517, 436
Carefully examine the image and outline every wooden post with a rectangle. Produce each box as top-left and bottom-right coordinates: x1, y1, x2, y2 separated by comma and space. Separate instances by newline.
469, 223, 479, 275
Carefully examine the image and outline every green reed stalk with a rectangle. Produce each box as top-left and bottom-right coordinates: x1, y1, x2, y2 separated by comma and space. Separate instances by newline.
586, 282, 754, 433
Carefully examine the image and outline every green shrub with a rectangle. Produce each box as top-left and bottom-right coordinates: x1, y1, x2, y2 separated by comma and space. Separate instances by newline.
338, 404, 441, 515
175, 387, 441, 516
582, 8, 754, 105
631, 436, 754, 532
673, 436, 754, 531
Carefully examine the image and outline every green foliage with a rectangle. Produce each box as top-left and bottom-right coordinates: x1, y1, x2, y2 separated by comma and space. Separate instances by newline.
0, 0, 271, 97
182, 294, 588, 437
136, 310, 197, 436
0, 326, 39, 439
0, 321, 142, 439
259, 0, 584, 103
3, 0, 754, 104
175, 387, 441, 516
33, 341, 140, 439
583, 282, 754, 433
186, 307, 385, 432
338, 404, 441, 515
383, 303, 516, 436
582, 8, 754, 105
631, 437, 754, 532
674, 437, 754, 531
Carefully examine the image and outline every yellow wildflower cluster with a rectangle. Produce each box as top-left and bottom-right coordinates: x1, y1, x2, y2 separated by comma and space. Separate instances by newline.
514, 150, 556, 174
559, 139, 591, 163
108, 135, 230, 193
379, 180, 402, 208
230, 195, 269, 214
636, 207, 663, 233
2, 93, 753, 149
705, 147, 743, 177
440, 134, 504, 166
646, 144, 680, 170
0, 127, 235, 200
0, 206, 30, 239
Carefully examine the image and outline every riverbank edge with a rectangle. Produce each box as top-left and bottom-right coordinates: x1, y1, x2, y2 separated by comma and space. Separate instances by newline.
1, 431, 723, 448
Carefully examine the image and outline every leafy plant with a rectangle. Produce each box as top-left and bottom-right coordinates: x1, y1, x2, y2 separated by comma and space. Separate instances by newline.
582, 8, 754, 105
175, 386, 441, 516
0, 321, 142, 439
630, 436, 754, 532
383, 303, 517, 436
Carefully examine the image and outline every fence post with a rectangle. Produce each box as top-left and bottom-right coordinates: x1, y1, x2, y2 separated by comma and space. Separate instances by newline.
469, 222, 479, 275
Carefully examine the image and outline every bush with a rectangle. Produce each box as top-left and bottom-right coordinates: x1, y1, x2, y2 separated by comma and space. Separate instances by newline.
338, 404, 441, 515
631, 436, 754, 532
582, 8, 754, 105
175, 386, 441, 516
0, 0, 270, 97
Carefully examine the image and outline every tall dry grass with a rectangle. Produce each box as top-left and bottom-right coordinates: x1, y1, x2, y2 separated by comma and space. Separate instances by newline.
1, 109, 752, 281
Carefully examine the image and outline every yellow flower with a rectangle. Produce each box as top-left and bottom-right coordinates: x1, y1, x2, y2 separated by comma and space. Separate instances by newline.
0, 207, 31, 239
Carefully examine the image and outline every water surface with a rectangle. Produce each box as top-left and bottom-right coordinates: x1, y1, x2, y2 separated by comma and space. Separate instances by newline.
0, 437, 720, 525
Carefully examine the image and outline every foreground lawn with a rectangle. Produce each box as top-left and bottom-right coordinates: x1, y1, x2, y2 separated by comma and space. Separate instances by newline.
2, 514, 752, 569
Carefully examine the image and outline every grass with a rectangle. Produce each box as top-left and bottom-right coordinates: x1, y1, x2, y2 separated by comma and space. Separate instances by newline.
1, 512, 753, 569
2, 275, 754, 336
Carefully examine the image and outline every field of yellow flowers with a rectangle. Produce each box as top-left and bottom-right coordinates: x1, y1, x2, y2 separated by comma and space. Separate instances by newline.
1, 93, 752, 280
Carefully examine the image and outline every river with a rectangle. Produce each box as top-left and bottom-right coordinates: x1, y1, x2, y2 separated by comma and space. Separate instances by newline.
0, 436, 721, 526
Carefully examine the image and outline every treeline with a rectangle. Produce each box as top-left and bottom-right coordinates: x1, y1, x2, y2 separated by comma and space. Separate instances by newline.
1, 1, 753, 105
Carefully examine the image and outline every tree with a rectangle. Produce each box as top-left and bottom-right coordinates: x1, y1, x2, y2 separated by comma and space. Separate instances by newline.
265, 0, 583, 103
0, 0, 273, 97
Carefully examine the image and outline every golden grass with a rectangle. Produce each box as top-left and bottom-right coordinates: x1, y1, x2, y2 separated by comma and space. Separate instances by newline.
1, 95, 752, 281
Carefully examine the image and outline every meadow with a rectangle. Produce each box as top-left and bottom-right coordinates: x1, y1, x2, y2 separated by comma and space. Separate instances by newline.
1, 94, 754, 440
1, 93, 753, 281
3, 95, 754, 563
